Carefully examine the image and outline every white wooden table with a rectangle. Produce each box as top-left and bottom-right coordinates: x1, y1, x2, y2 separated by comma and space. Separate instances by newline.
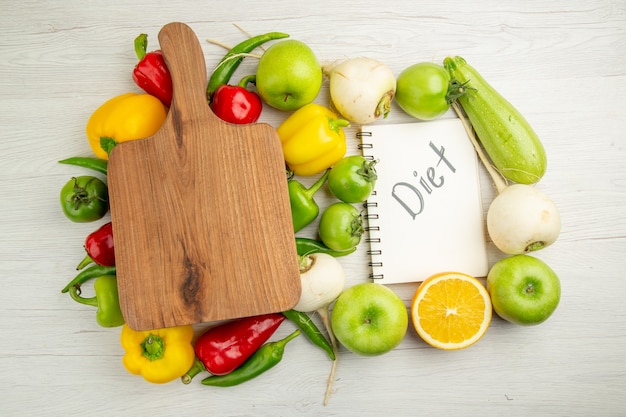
2, 1, 625, 416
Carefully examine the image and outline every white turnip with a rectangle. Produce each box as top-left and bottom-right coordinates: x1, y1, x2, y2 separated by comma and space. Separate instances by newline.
487, 184, 561, 254
294, 253, 345, 313
324, 57, 396, 125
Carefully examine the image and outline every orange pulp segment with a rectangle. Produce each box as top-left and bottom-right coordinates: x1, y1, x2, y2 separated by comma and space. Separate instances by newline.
410, 272, 492, 350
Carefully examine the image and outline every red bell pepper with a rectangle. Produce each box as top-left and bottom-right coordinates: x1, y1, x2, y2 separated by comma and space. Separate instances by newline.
76, 222, 115, 270
132, 34, 173, 108
210, 75, 263, 124
182, 313, 285, 383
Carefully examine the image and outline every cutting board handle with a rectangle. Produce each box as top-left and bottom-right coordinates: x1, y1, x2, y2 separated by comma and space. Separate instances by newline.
158, 22, 216, 121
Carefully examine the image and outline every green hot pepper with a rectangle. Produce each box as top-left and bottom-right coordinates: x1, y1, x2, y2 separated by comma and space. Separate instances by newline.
282, 309, 335, 360
206, 31, 289, 101
289, 169, 329, 232
295, 237, 357, 257
58, 157, 108, 175
68, 275, 125, 327
61, 264, 116, 293
201, 329, 300, 387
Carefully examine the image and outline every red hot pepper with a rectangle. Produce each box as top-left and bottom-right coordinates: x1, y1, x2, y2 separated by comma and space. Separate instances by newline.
194, 313, 285, 376
132, 34, 173, 108
210, 75, 263, 124
77, 222, 115, 270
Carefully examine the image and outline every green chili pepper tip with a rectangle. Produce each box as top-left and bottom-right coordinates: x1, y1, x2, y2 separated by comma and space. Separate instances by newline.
181, 357, 207, 385
58, 157, 108, 175
134, 33, 149, 61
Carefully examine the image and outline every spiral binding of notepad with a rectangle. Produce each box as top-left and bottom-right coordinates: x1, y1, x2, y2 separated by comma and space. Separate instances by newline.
357, 131, 384, 280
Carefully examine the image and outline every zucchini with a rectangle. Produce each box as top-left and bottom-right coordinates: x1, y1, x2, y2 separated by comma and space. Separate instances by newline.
444, 56, 546, 184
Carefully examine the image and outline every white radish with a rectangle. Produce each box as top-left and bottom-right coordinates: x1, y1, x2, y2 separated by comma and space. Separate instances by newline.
294, 253, 345, 313
487, 184, 561, 254
294, 253, 345, 405
451, 103, 561, 255
324, 57, 396, 125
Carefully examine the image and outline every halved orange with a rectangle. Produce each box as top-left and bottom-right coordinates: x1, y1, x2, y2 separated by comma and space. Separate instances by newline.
411, 272, 492, 350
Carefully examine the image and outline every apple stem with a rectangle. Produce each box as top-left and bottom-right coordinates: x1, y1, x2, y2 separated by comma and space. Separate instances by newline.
317, 306, 338, 406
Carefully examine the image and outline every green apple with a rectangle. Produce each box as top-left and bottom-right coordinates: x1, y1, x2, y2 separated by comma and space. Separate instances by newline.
487, 255, 561, 325
331, 283, 408, 356
255, 40, 322, 111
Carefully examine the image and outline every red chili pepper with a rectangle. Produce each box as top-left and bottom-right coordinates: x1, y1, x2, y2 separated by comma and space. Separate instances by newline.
210, 75, 263, 124
132, 33, 173, 108
76, 222, 115, 270
194, 313, 285, 376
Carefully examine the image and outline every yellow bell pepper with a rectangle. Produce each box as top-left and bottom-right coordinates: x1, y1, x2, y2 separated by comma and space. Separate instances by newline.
86, 92, 167, 160
277, 103, 349, 176
120, 324, 195, 384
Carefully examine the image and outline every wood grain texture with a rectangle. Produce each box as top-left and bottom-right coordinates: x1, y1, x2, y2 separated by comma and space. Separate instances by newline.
1, 1, 625, 416
108, 22, 300, 330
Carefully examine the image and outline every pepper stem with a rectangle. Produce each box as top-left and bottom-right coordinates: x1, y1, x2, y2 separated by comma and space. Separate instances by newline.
238, 74, 257, 88
181, 357, 207, 384
76, 253, 94, 270
304, 169, 330, 199
141, 333, 166, 361
328, 117, 351, 133
100, 137, 118, 156
134, 34, 148, 61
68, 285, 98, 307
276, 329, 301, 348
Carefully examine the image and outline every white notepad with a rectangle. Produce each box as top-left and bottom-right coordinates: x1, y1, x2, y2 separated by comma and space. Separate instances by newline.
358, 118, 488, 284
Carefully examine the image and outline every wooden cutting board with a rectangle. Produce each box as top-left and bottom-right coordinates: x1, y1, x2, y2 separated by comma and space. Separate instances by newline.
107, 22, 301, 331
